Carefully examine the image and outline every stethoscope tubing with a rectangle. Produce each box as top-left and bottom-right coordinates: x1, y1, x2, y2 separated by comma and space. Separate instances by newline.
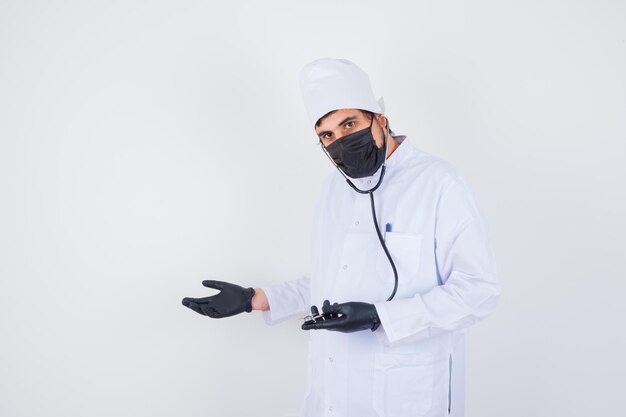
319, 120, 399, 302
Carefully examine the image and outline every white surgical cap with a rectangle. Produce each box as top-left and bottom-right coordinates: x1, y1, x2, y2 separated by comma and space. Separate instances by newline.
299, 58, 385, 127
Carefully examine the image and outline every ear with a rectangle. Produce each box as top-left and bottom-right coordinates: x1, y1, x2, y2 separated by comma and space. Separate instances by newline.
375, 114, 388, 131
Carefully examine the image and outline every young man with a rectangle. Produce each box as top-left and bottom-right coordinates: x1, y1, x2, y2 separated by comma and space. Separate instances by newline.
182, 58, 500, 417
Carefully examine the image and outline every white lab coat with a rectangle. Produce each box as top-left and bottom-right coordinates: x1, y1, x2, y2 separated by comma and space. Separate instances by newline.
261, 136, 500, 417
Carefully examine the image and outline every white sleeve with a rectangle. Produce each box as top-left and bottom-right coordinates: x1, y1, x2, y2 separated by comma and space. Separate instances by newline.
261, 274, 311, 325
374, 175, 501, 345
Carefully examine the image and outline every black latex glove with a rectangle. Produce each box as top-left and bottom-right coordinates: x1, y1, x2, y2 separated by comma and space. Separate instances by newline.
301, 299, 381, 333
182, 280, 255, 318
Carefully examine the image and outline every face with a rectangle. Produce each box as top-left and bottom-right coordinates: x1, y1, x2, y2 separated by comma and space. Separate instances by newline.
315, 108, 388, 148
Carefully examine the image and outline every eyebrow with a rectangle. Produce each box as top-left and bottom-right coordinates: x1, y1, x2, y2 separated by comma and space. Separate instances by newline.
317, 116, 358, 138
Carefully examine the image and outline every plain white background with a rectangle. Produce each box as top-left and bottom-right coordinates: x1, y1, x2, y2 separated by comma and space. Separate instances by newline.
0, 1, 624, 416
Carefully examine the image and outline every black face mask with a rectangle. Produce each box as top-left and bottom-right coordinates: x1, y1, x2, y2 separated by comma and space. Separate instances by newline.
323, 116, 386, 179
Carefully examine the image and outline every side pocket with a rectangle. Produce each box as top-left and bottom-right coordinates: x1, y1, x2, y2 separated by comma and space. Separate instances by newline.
448, 354, 452, 415
372, 352, 435, 417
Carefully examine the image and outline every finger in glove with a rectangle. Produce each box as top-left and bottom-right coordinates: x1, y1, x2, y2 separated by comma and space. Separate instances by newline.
301, 314, 348, 331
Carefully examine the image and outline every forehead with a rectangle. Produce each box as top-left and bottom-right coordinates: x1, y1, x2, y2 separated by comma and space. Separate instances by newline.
315, 108, 366, 132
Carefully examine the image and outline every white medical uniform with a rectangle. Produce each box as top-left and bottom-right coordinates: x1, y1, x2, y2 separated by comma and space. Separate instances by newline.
261, 135, 500, 417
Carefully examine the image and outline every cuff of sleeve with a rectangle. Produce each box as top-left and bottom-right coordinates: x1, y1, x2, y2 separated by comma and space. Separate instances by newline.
373, 296, 429, 345
262, 309, 274, 325
373, 321, 392, 345
261, 286, 277, 325
260, 285, 297, 326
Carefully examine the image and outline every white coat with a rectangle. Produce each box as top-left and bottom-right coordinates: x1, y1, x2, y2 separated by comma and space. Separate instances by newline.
261, 136, 500, 417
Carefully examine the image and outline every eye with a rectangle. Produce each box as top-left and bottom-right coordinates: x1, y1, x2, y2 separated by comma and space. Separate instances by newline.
345, 121, 354, 129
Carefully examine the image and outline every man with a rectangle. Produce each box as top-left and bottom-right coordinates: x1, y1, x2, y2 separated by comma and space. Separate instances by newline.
182, 58, 500, 417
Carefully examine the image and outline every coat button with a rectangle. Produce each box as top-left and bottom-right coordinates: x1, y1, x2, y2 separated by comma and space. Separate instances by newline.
342, 265, 348, 270
329, 357, 334, 363
354, 221, 359, 226
328, 405, 333, 412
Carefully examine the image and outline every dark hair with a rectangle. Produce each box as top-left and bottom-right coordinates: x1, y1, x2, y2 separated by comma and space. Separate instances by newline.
359, 110, 394, 135
315, 109, 394, 135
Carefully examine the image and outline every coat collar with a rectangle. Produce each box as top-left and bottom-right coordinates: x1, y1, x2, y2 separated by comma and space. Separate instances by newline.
349, 135, 412, 190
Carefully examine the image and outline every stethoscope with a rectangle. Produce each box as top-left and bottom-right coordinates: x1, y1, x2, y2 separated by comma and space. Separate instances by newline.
318, 116, 399, 303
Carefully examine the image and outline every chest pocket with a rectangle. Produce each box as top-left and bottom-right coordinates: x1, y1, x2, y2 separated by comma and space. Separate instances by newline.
375, 232, 422, 297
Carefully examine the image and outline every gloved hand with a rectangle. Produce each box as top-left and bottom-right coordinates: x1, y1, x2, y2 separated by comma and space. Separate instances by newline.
301, 299, 381, 333
182, 280, 255, 318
